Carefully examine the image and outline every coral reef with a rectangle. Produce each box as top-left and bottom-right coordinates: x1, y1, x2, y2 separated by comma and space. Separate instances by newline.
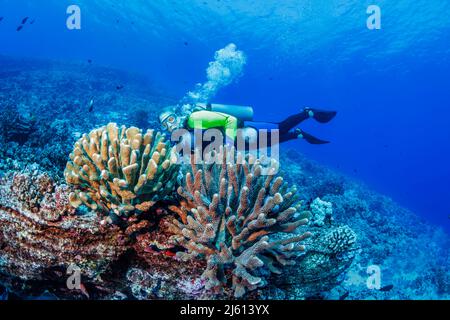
0, 205, 128, 281
310, 197, 333, 227
280, 149, 450, 300
0, 107, 35, 145
1, 58, 448, 300
0, 172, 205, 300
0, 56, 177, 176
64, 123, 179, 226
166, 147, 312, 298
264, 199, 358, 299
0, 167, 129, 282
297, 226, 357, 284
6, 165, 75, 221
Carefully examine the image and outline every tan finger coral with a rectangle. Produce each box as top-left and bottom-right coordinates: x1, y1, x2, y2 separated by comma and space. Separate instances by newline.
166, 146, 312, 298
64, 123, 179, 224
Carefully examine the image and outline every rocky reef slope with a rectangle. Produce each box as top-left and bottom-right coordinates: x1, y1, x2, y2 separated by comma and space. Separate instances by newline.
0, 57, 448, 300
280, 150, 450, 299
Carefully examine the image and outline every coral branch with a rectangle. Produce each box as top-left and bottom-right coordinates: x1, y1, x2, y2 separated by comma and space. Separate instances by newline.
167, 146, 311, 297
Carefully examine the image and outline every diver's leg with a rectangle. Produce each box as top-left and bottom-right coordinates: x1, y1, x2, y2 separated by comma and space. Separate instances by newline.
278, 110, 311, 134
240, 127, 330, 146
296, 129, 330, 144
278, 131, 300, 143
278, 108, 337, 134
274, 129, 330, 144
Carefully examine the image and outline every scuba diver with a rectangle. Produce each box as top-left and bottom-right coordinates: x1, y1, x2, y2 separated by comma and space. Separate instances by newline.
159, 103, 337, 148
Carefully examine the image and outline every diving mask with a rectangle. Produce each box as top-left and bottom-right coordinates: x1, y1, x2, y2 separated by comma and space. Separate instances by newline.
159, 111, 180, 132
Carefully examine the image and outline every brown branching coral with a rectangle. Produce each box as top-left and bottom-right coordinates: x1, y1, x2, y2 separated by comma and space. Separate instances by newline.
64, 123, 179, 225
166, 147, 312, 298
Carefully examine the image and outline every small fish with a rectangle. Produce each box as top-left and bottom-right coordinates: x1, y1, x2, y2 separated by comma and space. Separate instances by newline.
339, 291, 349, 300
30, 19, 35, 24
87, 59, 92, 64
163, 250, 176, 257
116, 85, 124, 90
16, 25, 23, 31
88, 99, 94, 112
379, 284, 394, 292
22, 17, 29, 24
0, 17, 4, 22
184, 41, 188, 46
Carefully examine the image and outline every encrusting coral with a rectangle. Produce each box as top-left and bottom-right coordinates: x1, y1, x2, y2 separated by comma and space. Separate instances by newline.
0, 167, 129, 283
9, 169, 76, 222
166, 147, 312, 298
64, 123, 179, 225
297, 225, 357, 284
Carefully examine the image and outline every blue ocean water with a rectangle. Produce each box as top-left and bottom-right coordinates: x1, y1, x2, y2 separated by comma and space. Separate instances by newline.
1, 0, 450, 233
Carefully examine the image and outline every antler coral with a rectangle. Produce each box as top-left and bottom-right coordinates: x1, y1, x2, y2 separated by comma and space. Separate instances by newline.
167, 146, 312, 297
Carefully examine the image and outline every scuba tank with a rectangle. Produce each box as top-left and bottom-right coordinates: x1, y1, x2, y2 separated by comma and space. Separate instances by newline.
196, 103, 254, 121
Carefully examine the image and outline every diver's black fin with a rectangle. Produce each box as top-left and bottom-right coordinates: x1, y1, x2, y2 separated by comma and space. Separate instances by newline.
308, 108, 337, 123
298, 129, 330, 144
